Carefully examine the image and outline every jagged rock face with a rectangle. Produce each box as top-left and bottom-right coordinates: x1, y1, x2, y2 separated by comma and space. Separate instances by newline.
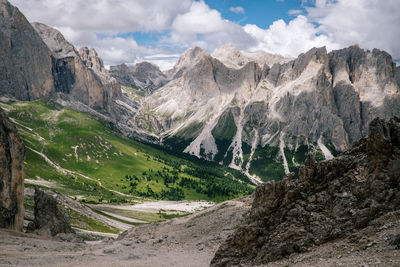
137, 45, 400, 181
30, 21, 152, 144
136, 48, 266, 164
211, 117, 400, 266
0, 107, 25, 231
27, 187, 74, 237
31, 23, 121, 113
110, 62, 169, 93
0, 0, 122, 115
79, 47, 105, 74
212, 44, 290, 69
166, 46, 209, 79
0, 0, 54, 100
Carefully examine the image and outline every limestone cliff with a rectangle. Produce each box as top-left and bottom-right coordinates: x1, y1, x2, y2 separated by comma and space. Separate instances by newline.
32, 23, 121, 113
0, 107, 25, 231
0, 0, 54, 100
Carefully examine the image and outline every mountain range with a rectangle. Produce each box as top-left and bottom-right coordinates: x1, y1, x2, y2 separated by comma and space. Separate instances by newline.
1, 0, 400, 183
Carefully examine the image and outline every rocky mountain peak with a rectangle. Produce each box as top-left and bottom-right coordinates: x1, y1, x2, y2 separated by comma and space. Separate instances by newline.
168, 46, 209, 78
31, 22, 77, 59
212, 43, 290, 69
110, 61, 169, 93
133, 61, 162, 73
79, 47, 105, 74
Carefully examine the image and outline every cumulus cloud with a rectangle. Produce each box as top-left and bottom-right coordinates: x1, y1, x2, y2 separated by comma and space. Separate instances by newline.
244, 16, 340, 57
306, 0, 400, 60
167, 1, 256, 51
9, 0, 193, 66
8, 0, 400, 69
10, 0, 192, 33
229, 6, 245, 14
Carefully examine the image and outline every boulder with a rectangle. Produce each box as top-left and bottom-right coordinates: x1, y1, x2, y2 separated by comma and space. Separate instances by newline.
27, 187, 74, 237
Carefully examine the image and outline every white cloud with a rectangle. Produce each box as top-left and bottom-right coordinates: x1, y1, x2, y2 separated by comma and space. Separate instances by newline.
167, 1, 256, 51
8, 0, 400, 70
138, 54, 181, 71
10, 0, 192, 33
306, 0, 400, 59
229, 6, 245, 14
288, 9, 303, 15
244, 16, 340, 57
171, 1, 231, 35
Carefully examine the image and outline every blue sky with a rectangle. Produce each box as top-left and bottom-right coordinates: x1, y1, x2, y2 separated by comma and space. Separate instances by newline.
10, 0, 400, 69
131, 0, 306, 48
206, 0, 304, 28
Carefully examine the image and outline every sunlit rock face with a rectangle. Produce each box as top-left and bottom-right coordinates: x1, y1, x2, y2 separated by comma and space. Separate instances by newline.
135, 44, 400, 180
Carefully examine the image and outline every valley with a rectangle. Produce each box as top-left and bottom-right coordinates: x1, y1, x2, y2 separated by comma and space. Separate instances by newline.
1, 0, 400, 266
0, 99, 253, 236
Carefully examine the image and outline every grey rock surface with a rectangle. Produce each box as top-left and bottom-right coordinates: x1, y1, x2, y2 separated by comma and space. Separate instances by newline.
0, 1, 54, 100
110, 62, 169, 93
211, 117, 400, 266
137, 44, 400, 180
31, 22, 121, 112
0, 107, 25, 231
27, 187, 74, 237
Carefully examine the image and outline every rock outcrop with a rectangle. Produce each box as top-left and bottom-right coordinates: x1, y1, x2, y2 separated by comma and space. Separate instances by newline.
211, 117, 400, 266
0, 0, 122, 114
110, 62, 169, 93
31, 23, 121, 113
27, 187, 74, 237
0, 107, 25, 231
0, 0, 54, 100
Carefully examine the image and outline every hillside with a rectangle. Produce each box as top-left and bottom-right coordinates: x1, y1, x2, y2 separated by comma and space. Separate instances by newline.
0, 99, 253, 204
2, 118, 400, 266
135, 45, 400, 183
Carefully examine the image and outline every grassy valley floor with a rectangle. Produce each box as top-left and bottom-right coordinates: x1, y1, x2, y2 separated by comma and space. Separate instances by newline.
1, 99, 254, 236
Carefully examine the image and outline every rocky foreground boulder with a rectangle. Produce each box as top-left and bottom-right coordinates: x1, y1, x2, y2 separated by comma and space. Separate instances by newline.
27, 187, 74, 237
211, 117, 400, 266
0, 108, 25, 231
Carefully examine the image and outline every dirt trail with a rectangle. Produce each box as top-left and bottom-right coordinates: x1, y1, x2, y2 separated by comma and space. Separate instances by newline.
0, 197, 252, 267
26, 146, 130, 197
1, 196, 400, 266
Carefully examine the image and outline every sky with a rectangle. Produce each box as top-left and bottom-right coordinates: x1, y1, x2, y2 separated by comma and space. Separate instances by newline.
9, 0, 400, 70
